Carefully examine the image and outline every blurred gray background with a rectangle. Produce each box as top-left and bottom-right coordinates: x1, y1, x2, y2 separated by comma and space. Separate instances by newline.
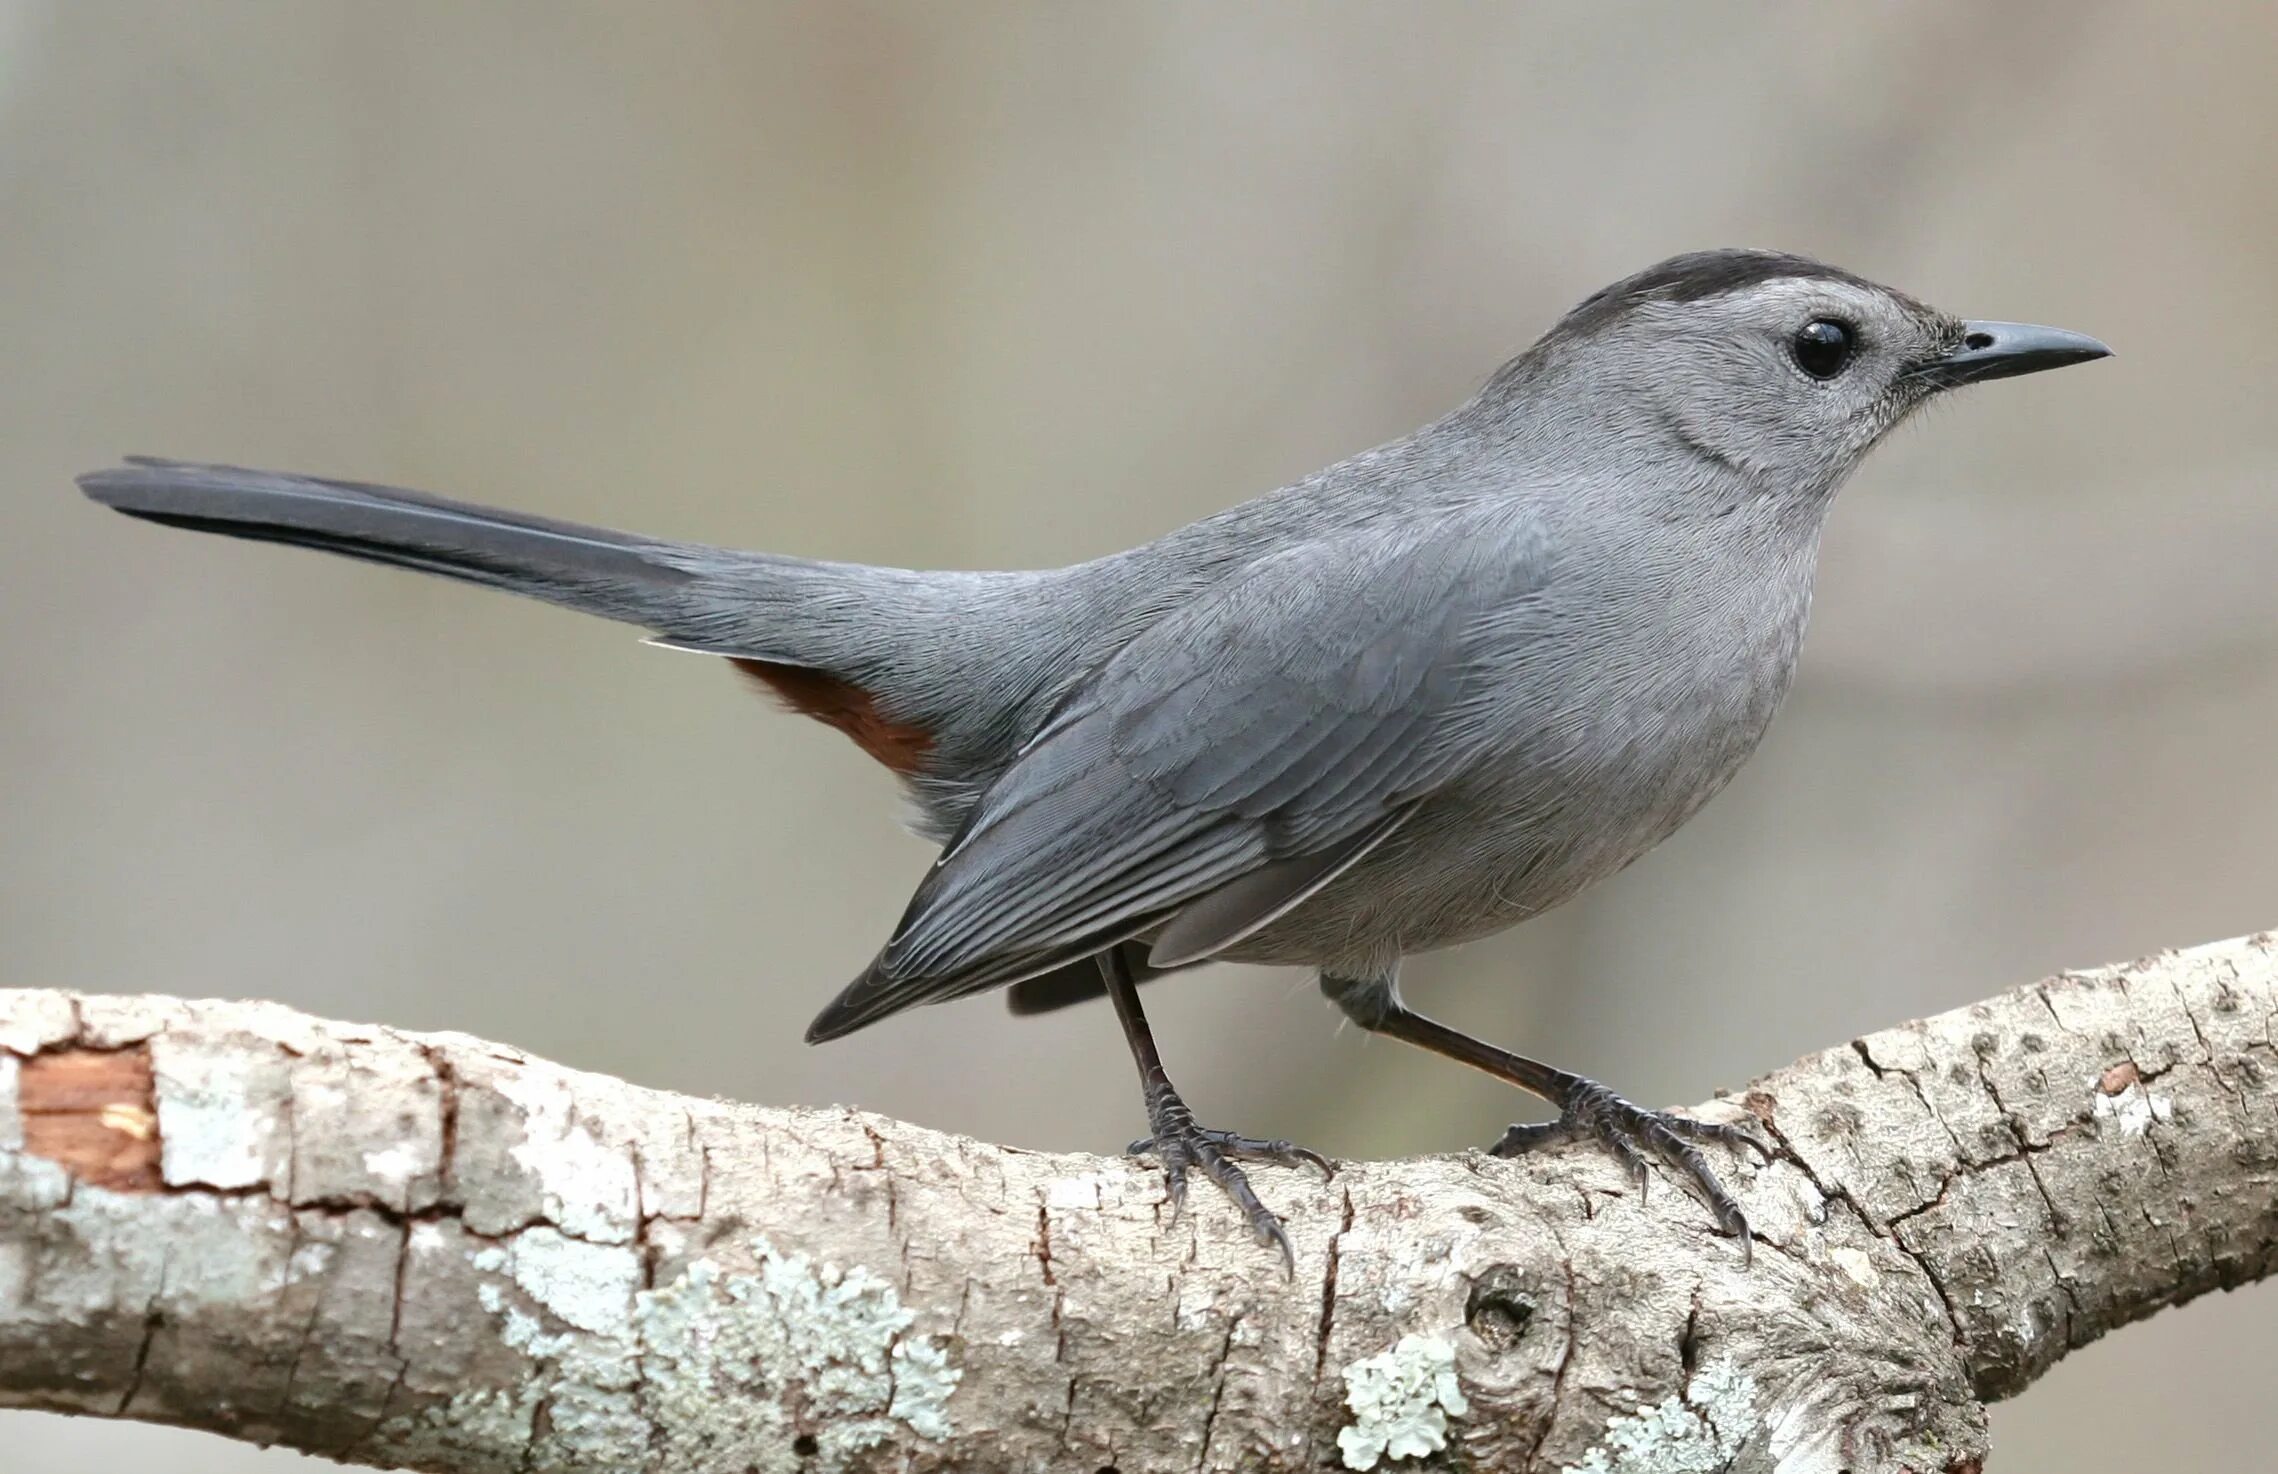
5, 2, 2274, 1468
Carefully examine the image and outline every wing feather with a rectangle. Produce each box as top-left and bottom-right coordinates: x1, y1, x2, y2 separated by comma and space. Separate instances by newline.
806, 510, 1551, 1040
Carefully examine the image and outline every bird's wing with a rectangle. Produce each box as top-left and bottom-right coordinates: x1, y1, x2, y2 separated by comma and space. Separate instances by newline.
806, 508, 1552, 1040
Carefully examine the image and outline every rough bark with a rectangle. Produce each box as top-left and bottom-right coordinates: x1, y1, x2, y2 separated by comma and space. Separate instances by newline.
3, 934, 2275, 1473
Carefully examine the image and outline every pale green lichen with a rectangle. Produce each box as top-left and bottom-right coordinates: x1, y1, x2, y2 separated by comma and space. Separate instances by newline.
1562, 1357, 1760, 1474
638, 1239, 959, 1461
392, 1233, 958, 1472
498, 1226, 643, 1334
379, 1384, 546, 1472
1337, 1333, 1470, 1469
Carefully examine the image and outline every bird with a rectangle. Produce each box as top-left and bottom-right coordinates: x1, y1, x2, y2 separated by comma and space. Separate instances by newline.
78, 249, 2109, 1267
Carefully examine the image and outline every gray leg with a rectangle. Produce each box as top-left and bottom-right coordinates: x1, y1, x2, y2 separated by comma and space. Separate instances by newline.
1105, 943, 1331, 1272
1320, 969, 1770, 1264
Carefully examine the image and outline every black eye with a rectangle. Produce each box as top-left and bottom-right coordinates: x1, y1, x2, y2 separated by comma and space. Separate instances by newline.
1791, 319, 1854, 379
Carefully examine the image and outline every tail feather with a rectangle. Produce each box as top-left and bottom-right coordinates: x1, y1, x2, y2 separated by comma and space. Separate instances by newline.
78, 457, 699, 628
80, 457, 1025, 797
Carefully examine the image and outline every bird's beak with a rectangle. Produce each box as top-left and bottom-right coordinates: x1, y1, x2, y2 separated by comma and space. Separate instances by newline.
1915, 320, 2112, 389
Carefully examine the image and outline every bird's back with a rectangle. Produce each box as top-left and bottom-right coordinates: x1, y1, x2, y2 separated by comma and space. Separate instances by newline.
849, 417, 1504, 833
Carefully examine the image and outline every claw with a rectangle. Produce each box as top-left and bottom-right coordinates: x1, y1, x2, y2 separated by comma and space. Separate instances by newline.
1491, 1082, 1761, 1262
1259, 1213, 1297, 1275
1127, 1089, 1323, 1275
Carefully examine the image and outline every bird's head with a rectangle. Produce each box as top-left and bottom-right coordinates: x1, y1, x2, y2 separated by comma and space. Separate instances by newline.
1487, 249, 2109, 514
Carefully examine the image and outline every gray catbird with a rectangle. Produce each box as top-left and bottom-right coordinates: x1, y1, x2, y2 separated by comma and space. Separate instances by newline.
79, 249, 2108, 1265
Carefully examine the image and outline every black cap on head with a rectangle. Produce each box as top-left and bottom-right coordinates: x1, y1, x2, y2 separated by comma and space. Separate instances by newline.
1547, 249, 1906, 343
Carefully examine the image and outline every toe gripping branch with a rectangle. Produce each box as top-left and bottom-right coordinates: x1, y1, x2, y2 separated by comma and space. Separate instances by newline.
1322, 973, 1772, 1263
1099, 944, 1333, 1272
1127, 1081, 1333, 1273
1491, 1074, 1773, 1265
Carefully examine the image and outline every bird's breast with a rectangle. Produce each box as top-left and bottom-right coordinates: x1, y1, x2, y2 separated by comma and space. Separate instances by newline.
1511, 553, 1814, 874
1241, 542, 1818, 968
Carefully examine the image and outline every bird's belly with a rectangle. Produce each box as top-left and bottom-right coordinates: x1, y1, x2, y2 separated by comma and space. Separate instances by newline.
1225, 803, 1642, 970
1228, 672, 1790, 970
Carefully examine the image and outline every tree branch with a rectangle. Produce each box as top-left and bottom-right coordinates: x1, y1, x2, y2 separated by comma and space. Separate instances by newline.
4, 933, 2275, 1472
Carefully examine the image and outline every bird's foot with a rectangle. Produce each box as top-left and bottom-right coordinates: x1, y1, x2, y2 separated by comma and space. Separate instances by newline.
1491, 1077, 1772, 1264
1126, 1082, 1332, 1273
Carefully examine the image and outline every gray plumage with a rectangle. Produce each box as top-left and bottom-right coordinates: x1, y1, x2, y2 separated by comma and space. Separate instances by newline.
79, 249, 2109, 1251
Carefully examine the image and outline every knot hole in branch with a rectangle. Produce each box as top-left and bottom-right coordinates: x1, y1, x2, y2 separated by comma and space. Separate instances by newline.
1464, 1263, 1537, 1353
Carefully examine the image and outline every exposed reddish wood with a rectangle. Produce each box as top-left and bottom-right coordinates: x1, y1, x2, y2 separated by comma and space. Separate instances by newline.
728, 657, 934, 775
16, 1046, 163, 1191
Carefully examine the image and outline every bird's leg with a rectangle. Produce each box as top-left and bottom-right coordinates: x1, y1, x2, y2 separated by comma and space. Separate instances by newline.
1102, 943, 1330, 1270
1320, 970, 1771, 1262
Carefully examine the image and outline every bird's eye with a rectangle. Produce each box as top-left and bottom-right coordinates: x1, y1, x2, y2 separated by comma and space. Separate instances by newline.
1791, 319, 1855, 379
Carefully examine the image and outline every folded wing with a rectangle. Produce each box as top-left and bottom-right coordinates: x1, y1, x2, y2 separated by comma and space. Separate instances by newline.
807, 510, 1551, 1040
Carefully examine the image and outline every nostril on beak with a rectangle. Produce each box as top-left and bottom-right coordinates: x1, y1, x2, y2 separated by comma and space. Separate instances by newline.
1963, 330, 1995, 350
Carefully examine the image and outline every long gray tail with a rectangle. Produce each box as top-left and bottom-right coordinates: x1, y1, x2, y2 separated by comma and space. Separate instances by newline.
79, 456, 719, 634
76, 456, 1043, 799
